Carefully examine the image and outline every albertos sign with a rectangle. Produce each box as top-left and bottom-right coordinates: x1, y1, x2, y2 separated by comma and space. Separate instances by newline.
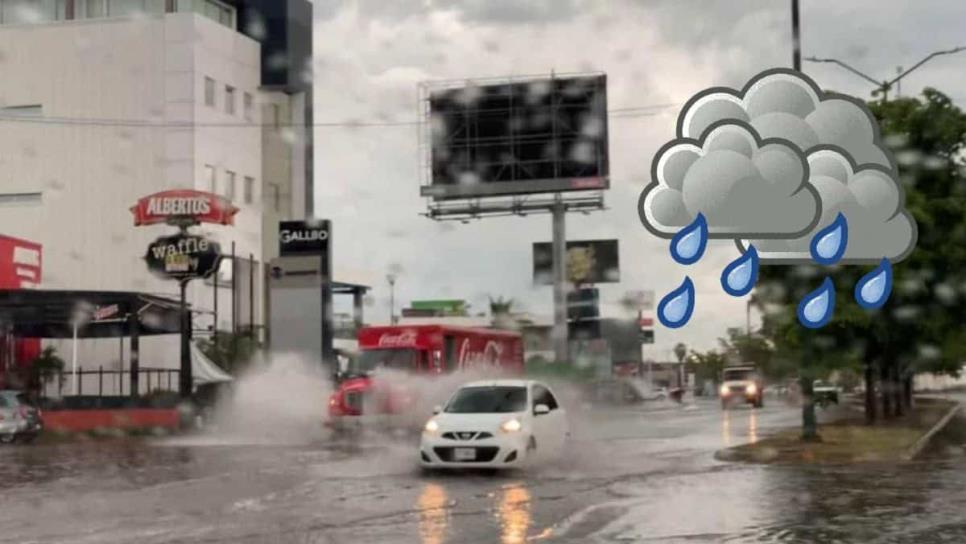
145, 234, 222, 281
279, 220, 330, 256
131, 190, 239, 227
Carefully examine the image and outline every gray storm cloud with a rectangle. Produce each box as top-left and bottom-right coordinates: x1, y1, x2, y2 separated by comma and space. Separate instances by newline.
737, 149, 918, 264
679, 69, 894, 170
639, 122, 820, 238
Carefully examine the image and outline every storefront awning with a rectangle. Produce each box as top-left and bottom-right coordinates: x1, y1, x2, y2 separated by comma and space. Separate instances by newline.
0, 289, 183, 338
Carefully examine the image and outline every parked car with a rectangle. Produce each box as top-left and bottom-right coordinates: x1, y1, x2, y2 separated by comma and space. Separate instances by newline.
419, 379, 569, 470
812, 381, 841, 408
0, 390, 43, 444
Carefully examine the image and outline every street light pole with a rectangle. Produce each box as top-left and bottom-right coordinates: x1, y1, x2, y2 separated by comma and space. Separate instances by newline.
791, 0, 801, 71
806, 46, 966, 101
387, 274, 397, 325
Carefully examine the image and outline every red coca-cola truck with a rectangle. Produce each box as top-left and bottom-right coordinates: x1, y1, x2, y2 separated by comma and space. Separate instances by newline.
327, 325, 524, 427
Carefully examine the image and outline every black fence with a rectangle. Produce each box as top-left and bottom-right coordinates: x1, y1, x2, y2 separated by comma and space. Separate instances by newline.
41, 367, 180, 401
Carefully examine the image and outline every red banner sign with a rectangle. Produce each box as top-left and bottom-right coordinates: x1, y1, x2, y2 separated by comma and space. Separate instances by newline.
130, 190, 239, 226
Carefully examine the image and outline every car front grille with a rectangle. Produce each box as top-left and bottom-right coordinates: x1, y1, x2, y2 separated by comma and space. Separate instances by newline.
433, 446, 500, 463
441, 431, 494, 441
729, 386, 747, 394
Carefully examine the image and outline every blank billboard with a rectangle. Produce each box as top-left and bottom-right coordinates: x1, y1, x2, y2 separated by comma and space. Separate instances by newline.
422, 74, 609, 200
533, 239, 620, 285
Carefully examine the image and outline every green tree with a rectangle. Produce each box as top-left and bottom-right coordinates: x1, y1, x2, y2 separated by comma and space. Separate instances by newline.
28, 346, 65, 394
755, 88, 966, 437
689, 348, 727, 389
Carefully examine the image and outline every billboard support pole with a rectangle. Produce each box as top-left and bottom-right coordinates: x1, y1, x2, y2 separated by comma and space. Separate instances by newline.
179, 279, 192, 398
552, 196, 569, 364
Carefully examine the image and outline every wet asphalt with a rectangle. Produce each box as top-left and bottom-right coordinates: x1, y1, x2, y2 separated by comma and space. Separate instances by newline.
0, 395, 964, 543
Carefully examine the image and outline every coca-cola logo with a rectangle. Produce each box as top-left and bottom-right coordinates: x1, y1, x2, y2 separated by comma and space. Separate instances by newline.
378, 330, 418, 347
458, 340, 503, 369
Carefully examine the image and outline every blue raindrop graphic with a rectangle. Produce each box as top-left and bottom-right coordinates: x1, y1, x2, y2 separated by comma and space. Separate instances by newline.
670, 213, 708, 265
721, 246, 759, 297
797, 277, 836, 329
854, 257, 893, 309
657, 277, 696, 329
810, 213, 848, 265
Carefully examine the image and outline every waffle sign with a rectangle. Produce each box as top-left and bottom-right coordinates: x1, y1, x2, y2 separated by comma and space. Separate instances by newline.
145, 233, 222, 281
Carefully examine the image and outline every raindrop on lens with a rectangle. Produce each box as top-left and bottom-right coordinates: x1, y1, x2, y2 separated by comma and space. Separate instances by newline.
797, 277, 836, 329
854, 257, 893, 309
657, 277, 696, 329
670, 213, 708, 265
810, 213, 848, 265
721, 246, 759, 297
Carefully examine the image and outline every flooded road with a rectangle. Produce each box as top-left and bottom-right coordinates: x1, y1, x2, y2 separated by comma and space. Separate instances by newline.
0, 398, 963, 543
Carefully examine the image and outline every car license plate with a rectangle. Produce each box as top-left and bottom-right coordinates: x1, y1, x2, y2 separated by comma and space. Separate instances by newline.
453, 448, 476, 461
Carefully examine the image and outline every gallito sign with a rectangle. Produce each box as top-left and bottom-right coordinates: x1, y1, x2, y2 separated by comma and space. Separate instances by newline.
145, 234, 222, 281
131, 190, 239, 226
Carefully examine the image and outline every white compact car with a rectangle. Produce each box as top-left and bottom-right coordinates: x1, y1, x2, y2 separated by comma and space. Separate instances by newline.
419, 379, 569, 470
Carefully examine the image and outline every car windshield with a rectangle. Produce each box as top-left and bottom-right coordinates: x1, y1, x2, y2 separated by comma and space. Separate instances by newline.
444, 386, 528, 414
350, 349, 418, 374
723, 369, 756, 381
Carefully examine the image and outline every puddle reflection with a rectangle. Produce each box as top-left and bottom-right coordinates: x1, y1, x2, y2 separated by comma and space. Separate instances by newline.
418, 483, 449, 544
749, 409, 759, 444
722, 409, 732, 448
497, 483, 532, 544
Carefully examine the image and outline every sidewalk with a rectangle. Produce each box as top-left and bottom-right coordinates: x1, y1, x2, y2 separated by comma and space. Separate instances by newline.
715, 396, 961, 465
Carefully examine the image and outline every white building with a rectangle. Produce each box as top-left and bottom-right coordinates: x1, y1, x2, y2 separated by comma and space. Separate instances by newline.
0, 0, 313, 393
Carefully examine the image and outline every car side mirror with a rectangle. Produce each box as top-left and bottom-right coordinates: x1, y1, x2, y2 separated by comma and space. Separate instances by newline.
534, 404, 550, 415
433, 405, 442, 415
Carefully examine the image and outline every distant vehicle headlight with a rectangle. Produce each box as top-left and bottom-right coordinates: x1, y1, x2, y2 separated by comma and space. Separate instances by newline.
720, 384, 729, 396
746, 383, 758, 395
424, 419, 439, 434
500, 418, 522, 433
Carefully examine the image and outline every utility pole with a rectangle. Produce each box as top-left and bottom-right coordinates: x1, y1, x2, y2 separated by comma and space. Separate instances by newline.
791, 0, 801, 71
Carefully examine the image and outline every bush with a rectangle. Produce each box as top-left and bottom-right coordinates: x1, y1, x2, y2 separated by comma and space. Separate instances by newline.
524, 358, 595, 382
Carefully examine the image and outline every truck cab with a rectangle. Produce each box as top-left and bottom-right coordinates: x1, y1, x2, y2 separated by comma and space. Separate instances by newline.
327, 325, 523, 425
719, 365, 764, 409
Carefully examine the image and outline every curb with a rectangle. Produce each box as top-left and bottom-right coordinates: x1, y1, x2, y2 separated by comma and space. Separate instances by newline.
902, 401, 962, 461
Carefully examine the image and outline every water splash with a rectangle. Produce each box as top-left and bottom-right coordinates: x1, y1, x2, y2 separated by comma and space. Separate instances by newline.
810, 213, 848, 265
657, 277, 695, 329
721, 246, 759, 297
854, 257, 893, 309
797, 277, 836, 329
670, 214, 708, 265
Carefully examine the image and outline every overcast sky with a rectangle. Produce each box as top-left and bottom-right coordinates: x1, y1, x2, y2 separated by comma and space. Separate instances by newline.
311, 0, 966, 357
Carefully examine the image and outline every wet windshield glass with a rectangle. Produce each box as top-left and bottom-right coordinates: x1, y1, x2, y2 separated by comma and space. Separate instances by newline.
445, 386, 528, 414
723, 370, 756, 381
351, 349, 418, 374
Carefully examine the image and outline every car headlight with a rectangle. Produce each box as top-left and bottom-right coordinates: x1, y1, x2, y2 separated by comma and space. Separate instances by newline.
719, 385, 729, 396
746, 383, 758, 395
424, 419, 439, 434
500, 418, 522, 433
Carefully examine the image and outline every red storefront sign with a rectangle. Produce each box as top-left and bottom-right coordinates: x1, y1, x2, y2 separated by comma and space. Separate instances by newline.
130, 190, 239, 226
0, 235, 42, 289
0, 235, 43, 375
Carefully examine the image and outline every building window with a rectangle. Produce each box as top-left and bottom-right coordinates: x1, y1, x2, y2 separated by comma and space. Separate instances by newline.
243, 176, 254, 204
269, 182, 281, 212
225, 85, 236, 115
0, 192, 42, 206
184, 0, 233, 28
204, 164, 216, 192
243, 92, 253, 122
225, 170, 236, 200
204, 77, 216, 107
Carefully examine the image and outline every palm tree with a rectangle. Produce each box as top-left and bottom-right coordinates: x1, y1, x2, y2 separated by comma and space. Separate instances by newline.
489, 296, 515, 329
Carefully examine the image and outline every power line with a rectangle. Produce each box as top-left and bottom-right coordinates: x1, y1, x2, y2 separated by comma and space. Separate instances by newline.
0, 103, 680, 129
